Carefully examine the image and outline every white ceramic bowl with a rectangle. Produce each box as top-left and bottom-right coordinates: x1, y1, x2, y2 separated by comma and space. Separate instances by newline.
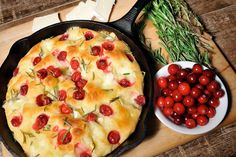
154, 61, 228, 135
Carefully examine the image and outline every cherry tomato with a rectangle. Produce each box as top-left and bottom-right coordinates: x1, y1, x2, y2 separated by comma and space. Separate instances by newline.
73, 89, 85, 100
71, 71, 81, 82
167, 75, 177, 82
57, 51, 67, 61
187, 73, 198, 84
13, 67, 19, 77
108, 130, 120, 144
32, 114, 49, 130
86, 113, 97, 122
84, 31, 94, 40
164, 96, 174, 108
33, 56, 41, 66
36, 94, 52, 106
178, 82, 191, 96
102, 41, 114, 51
183, 96, 195, 107
213, 89, 225, 98
135, 95, 146, 106
192, 113, 199, 119
70, 59, 80, 70
192, 64, 203, 74
100, 104, 113, 116
173, 115, 184, 125
177, 78, 184, 84
204, 89, 212, 97
196, 115, 208, 126
187, 106, 197, 115
177, 69, 189, 79
118, 79, 132, 88
59, 33, 69, 41
20, 84, 28, 96
57, 129, 72, 145
163, 107, 174, 116
161, 88, 171, 97
199, 75, 211, 86
208, 98, 220, 108
195, 84, 204, 91
11, 115, 23, 127
202, 69, 215, 79
185, 118, 196, 128
60, 103, 72, 114
47, 66, 62, 78
157, 77, 168, 89
190, 87, 202, 99
197, 104, 208, 115
80, 152, 92, 157
171, 89, 183, 102
156, 96, 165, 109
37, 68, 48, 79
207, 107, 216, 118
184, 114, 192, 121
58, 90, 67, 101
168, 80, 178, 90
91, 46, 103, 56
207, 80, 220, 92
173, 103, 185, 115
75, 78, 87, 89
96, 58, 109, 70
168, 64, 181, 75
126, 54, 134, 62
198, 94, 209, 104
52, 125, 59, 132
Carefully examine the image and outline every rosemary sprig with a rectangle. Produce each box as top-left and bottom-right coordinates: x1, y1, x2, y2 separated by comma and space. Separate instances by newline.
138, 0, 211, 67
20, 130, 35, 144
110, 96, 120, 103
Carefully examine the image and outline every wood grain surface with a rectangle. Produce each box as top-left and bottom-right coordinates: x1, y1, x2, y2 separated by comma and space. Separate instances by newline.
0, 0, 236, 157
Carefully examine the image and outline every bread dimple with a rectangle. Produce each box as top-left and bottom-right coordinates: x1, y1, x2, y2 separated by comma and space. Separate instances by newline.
3, 27, 145, 157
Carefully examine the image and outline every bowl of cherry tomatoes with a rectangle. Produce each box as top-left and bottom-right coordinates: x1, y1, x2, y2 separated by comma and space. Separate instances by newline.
154, 61, 228, 135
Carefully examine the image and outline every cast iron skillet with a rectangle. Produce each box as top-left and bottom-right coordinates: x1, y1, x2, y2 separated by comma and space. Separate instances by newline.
0, 0, 153, 156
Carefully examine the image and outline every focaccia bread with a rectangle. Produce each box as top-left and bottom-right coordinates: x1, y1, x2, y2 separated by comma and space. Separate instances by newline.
3, 27, 146, 157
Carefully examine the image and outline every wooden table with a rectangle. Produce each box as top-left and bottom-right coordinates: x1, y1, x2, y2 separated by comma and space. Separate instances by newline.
0, 0, 236, 157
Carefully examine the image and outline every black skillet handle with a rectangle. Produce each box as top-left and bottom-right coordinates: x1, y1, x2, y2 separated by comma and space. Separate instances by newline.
110, 0, 150, 37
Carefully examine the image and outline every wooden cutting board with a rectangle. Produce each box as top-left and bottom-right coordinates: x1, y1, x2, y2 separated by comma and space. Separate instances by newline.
0, 0, 236, 157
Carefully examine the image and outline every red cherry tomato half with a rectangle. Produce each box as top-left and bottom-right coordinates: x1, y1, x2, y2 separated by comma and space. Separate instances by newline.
33, 56, 41, 66
100, 104, 113, 116
75, 78, 88, 89
60, 103, 72, 114
57, 129, 72, 145
126, 53, 134, 62
37, 68, 48, 79
173, 103, 185, 115
102, 41, 114, 51
73, 89, 85, 100
20, 84, 28, 96
70, 59, 80, 70
178, 82, 191, 96
168, 64, 181, 75
108, 130, 120, 144
91, 46, 103, 56
13, 67, 19, 77
185, 118, 197, 128
11, 115, 23, 127
157, 77, 168, 89
86, 113, 97, 122
58, 90, 67, 101
135, 95, 146, 106
59, 33, 69, 41
32, 114, 49, 131
118, 78, 132, 88
84, 31, 94, 40
96, 58, 109, 70
71, 71, 82, 82
47, 66, 62, 78
196, 115, 208, 126
36, 94, 52, 106
57, 51, 67, 61
80, 152, 92, 157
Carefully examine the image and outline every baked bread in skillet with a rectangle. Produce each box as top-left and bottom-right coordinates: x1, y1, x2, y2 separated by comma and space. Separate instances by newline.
3, 27, 145, 157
